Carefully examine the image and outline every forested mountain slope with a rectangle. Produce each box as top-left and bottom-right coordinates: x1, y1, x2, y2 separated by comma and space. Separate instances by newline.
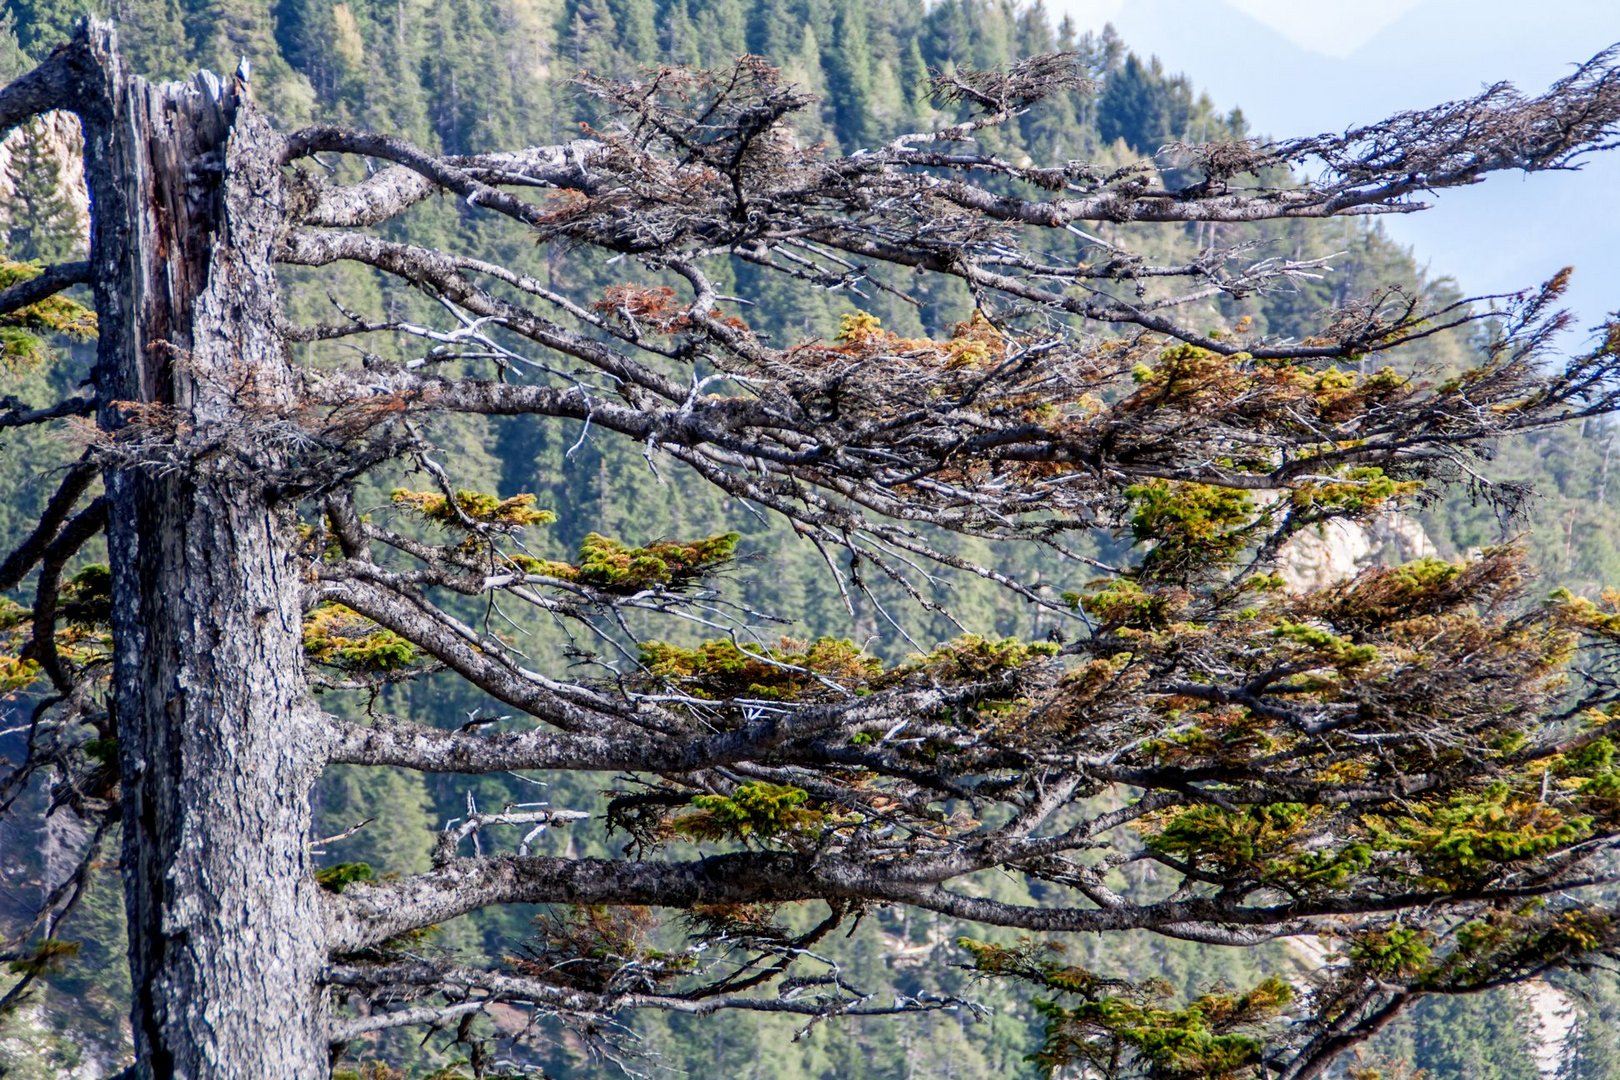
1, 1, 1618, 1077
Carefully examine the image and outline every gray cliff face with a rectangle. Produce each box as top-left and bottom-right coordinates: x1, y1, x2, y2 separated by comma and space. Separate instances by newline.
1276, 512, 1438, 594
0, 109, 90, 250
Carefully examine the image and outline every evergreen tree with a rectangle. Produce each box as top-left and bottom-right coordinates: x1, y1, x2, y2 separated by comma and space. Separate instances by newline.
107, 0, 191, 80
685, 0, 744, 67
745, 0, 798, 59
3, 118, 80, 263
899, 36, 930, 127
656, 0, 699, 65
1098, 52, 1170, 152
0, 11, 34, 81
6, 0, 97, 58
179, 0, 316, 120
563, 0, 619, 74
1386, 994, 1542, 1080
609, 0, 657, 61
5, 8, 1620, 1080
824, 0, 875, 149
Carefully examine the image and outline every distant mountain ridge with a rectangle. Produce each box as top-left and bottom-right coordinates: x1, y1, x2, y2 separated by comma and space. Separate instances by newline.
0, 1, 1616, 1076
1069, 0, 1620, 345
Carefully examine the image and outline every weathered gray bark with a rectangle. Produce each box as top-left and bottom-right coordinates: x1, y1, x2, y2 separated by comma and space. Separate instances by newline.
0, 20, 1614, 1077
73, 25, 329, 1079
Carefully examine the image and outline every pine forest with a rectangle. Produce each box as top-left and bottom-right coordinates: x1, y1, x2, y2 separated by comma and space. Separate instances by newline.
3, 1, 1620, 1078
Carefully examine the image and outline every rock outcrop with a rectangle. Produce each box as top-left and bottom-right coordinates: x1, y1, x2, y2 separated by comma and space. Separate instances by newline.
1278, 511, 1575, 1078
0, 110, 90, 253
1276, 511, 1437, 594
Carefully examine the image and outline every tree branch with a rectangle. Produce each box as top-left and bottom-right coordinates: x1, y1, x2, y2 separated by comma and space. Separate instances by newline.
0, 261, 90, 317
0, 460, 96, 590
0, 394, 95, 430
285, 132, 602, 228
323, 678, 972, 775
0, 40, 83, 134
327, 845, 1612, 957
325, 959, 969, 1043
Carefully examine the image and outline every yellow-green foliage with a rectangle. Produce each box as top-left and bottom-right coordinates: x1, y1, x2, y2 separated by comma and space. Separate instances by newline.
524, 531, 739, 593
1145, 803, 1371, 888
1126, 344, 1413, 419
1550, 586, 1620, 639
1558, 731, 1620, 813
1138, 700, 1284, 766
1126, 342, 1236, 399
5, 937, 81, 978
1347, 925, 1432, 979
47, 564, 116, 669
1563, 733, 1617, 774
1449, 908, 1615, 988
295, 521, 346, 562
639, 633, 1055, 702
1271, 621, 1380, 667
1329, 557, 1464, 619
833, 309, 1008, 369
0, 566, 119, 681
0, 654, 40, 693
0, 597, 40, 693
331, 1066, 407, 1080
1125, 479, 1257, 578
639, 636, 881, 699
1289, 465, 1422, 514
960, 938, 1290, 1079
1075, 578, 1184, 629
56, 564, 111, 626
1372, 783, 1592, 885
390, 488, 556, 529
1030, 991, 1280, 1080
1302, 551, 1550, 668
0, 258, 97, 368
905, 634, 1059, 680
671, 781, 826, 843
838, 311, 883, 342
302, 605, 418, 672
0, 597, 28, 632
314, 862, 374, 893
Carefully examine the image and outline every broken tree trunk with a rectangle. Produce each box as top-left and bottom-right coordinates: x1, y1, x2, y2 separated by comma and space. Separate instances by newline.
69, 23, 329, 1078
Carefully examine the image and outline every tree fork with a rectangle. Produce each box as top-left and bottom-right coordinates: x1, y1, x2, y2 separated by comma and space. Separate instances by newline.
4, 20, 1620, 1078
62, 21, 330, 1078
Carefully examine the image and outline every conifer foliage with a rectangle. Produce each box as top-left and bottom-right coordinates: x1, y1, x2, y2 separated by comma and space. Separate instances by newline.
4, 12, 1620, 1080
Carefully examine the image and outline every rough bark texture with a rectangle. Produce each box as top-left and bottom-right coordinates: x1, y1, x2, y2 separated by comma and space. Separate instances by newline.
75, 27, 328, 1079
3, 23, 1620, 1079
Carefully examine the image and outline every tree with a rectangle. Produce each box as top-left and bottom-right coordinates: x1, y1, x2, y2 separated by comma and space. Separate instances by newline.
824, 0, 877, 150
3, 114, 81, 263
4, 20, 1620, 1080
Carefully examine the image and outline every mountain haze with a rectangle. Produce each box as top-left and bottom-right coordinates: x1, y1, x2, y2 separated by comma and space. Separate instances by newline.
1, 1, 1618, 1076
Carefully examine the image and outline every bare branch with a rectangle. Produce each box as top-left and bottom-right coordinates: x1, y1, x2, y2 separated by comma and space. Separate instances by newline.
0, 42, 84, 134
0, 394, 94, 429
0, 261, 90, 318
0, 460, 96, 590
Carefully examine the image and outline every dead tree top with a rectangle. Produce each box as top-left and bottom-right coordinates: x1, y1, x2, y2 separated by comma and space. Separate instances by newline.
5, 21, 1620, 1077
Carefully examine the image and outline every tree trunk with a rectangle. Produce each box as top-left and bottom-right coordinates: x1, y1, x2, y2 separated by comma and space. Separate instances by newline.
75, 26, 329, 1078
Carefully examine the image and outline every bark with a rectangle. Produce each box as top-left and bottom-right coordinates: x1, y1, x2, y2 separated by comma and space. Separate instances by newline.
72, 24, 329, 1079
0, 23, 1613, 1077
321, 684, 971, 775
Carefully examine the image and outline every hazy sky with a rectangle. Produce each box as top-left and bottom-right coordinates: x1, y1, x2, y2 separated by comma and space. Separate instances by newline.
1061, 0, 1429, 58
1047, 0, 1620, 343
